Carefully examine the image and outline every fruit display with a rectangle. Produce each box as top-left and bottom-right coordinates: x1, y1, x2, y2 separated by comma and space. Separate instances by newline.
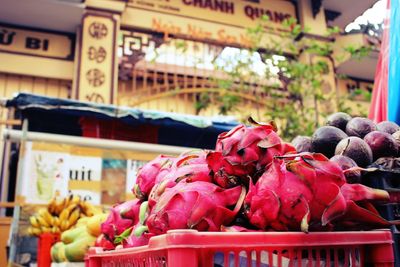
292, 113, 400, 177
28, 194, 102, 236
95, 118, 397, 252
50, 213, 108, 262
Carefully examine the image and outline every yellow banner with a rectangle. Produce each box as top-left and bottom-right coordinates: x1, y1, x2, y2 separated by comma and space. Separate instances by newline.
77, 12, 119, 104
0, 23, 74, 60
126, 0, 295, 28
122, 0, 295, 46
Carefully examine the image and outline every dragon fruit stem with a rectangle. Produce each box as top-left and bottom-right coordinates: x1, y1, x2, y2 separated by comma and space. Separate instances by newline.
139, 201, 149, 225
134, 225, 149, 237
233, 186, 247, 214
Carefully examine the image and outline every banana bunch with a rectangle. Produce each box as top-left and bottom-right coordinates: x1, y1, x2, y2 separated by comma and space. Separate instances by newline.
28, 194, 102, 237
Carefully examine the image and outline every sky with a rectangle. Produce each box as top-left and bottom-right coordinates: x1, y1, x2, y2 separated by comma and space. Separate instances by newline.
345, 0, 387, 32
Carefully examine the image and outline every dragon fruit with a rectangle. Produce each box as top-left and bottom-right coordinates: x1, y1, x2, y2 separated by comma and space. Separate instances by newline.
95, 234, 115, 250
148, 152, 212, 208
146, 181, 246, 235
207, 118, 295, 188
101, 208, 134, 241
114, 199, 142, 222
133, 155, 175, 199
122, 225, 154, 248
244, 153, 392, 232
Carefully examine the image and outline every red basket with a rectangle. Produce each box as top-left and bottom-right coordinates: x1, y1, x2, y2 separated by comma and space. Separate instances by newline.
85, 229, 395, 267
37, 233, 60, 267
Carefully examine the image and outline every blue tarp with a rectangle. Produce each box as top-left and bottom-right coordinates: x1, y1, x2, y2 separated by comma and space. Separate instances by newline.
6, 93, 239, 149
388, 0, 400, 123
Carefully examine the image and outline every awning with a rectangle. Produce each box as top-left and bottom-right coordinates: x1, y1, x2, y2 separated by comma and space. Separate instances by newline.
6, 93, 239, 149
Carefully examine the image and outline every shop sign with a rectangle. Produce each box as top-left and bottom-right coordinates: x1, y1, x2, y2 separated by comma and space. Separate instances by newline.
76, 12, 118, 104
19, 142, 153, 205
122, 0, 296, 46
0, 23, 75, 60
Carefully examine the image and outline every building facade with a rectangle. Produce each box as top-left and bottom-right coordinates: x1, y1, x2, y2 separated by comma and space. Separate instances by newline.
0, 0, 377, 119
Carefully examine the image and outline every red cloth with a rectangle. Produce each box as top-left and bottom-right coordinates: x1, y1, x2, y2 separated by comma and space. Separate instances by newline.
369, 0, 390, 122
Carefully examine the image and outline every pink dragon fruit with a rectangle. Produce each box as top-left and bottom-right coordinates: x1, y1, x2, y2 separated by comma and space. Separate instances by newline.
101, 208, 134, 241
114, 199, 142, 222
207, 118, 296, 188
244, 153, 392, 232
133, 155, 175, 199
146, 181, 246, 235
95, 234, 116, 250
122, 225, 154, 248
148, 152, 212, 208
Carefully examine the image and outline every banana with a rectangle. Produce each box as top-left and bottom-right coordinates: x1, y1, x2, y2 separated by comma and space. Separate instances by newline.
64, 194, 74, 208
53, 216, 60, 227
48, 197, 57, 214
29, 216, 40, 228
51, 226, 60, 234
38, 208, 54, 226
41, 226, 52, 233
67, 207, 81, 227
70, 195, 81, 205
60, 220, 70, 231
28, 226, 42, 236
53, 198, 65, 216
36, 215, 50, 227
59, 207, 71, 223
81, 201, 100, 216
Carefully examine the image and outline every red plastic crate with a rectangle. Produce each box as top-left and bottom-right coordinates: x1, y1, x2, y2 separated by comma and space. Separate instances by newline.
85, 229, 395, 267
37, 233, 60, 267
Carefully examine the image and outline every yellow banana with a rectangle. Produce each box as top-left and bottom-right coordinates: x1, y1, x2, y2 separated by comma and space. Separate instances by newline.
29, 216, 40, 228
70, 195, 81, 205
51, 226, 60, 234
48, 197, 57, 214
81, 201, 99, 216
38, 208, 54, 226
28, 227, 42, 236
60, 220, 70, 231
68, 207, 81, 227
54, 198, 66, 215
53, 216, 60, 227
64, 194, 74, 208
41, 226, 52, 233
59, 208, 71, 222
36, 215, 50, 227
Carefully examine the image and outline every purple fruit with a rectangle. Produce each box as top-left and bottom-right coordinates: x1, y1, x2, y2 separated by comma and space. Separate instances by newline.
346, 117, 377, 138
311, 126, 348, 158
364, 131, 398, 160
335, 137, 373, 167
392, 130, 400, 149
377, 121, 400, 134
330, 155, 361, 184
291, 136, 312, 153
325, 112, 352, 131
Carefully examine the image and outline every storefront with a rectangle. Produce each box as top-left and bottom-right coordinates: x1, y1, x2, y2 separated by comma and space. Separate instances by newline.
0, 0, 375, 113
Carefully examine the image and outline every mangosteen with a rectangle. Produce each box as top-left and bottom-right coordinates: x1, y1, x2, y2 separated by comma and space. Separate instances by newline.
311, 126, 348, 158
364, 131, 398, 160
291, 136, 312, 153
377, 121, 400, 134
325, 112, 352, 131
346, 117, 377, 138
335, 137, 373, 167
330, 155, 361, 183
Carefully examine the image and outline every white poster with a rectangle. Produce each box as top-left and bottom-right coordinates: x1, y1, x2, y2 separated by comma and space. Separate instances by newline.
68, 155, 102, 205
22, 142, 70, 204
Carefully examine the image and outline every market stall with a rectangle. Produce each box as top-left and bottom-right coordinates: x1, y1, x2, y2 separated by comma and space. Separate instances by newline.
1, 93, 240, 266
